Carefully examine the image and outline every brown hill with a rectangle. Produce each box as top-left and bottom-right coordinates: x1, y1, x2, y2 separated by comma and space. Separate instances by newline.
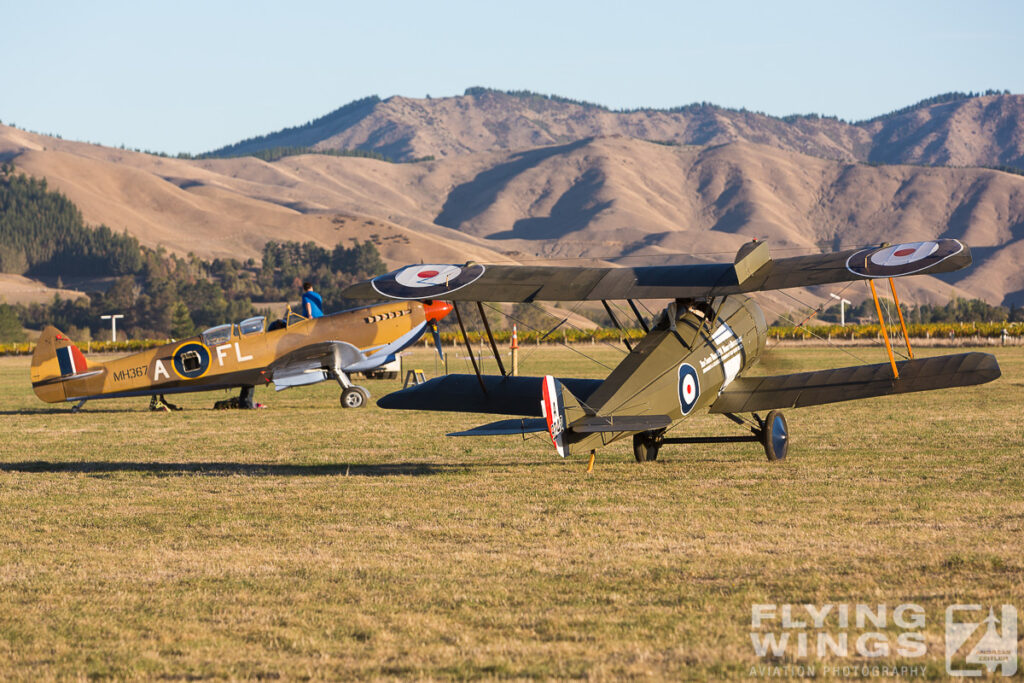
3, 123, 1024, 311
208, 90, 1024, 172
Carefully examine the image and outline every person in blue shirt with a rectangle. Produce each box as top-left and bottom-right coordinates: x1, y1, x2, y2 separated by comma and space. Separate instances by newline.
301, 281, 324, 318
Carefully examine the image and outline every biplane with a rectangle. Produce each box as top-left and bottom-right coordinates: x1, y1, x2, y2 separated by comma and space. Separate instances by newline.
342, 239, 1001, 463
30, 299, 452, 411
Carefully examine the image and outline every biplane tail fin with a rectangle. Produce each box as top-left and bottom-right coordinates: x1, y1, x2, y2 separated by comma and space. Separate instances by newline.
540, 375, 589, 458
30, 326, 94, 402
709, 352, 1000, 414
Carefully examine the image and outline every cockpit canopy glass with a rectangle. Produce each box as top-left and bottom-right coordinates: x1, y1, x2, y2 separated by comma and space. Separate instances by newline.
201, 324, 232, 347
238, 316, 265, 336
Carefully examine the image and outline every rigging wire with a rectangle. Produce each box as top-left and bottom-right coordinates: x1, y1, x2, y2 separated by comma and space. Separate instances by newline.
762, 282, 874, 367
481, 301, 618, 372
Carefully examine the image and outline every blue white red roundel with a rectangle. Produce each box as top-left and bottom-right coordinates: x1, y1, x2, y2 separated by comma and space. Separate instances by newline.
678, 363, 700, 415
371, 263, 486, 299
846, 239, 963, 278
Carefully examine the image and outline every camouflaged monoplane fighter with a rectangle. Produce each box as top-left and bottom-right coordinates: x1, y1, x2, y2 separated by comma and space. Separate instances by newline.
30, 299, 452, 411
341, 239, 1001, 464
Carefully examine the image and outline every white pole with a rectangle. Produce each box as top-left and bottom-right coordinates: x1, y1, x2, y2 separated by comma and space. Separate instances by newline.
101, 314, 125, 342
829, 294, 852, 326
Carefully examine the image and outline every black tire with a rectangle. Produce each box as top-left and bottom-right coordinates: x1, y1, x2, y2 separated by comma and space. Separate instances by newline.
385, 371, 399, 380
632, 431, 661, 462
762, 410, 789, 461
340, 387, 366, 409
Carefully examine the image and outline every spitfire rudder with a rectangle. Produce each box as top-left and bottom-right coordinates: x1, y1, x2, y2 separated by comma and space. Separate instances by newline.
31, 326, 91, 402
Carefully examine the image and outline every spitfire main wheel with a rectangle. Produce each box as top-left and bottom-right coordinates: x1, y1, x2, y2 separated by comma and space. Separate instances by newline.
340, 387, 366, 409
633, 430, 662, 462
761, 410, 789, 461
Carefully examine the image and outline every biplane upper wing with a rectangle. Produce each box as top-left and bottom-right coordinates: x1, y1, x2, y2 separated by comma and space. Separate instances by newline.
341, 239, 970, 302
709, 351, 1000, 414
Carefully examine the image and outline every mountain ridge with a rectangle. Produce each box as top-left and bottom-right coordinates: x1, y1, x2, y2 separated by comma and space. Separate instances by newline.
203, 88, 1024, 172
4, 122, 1023, 309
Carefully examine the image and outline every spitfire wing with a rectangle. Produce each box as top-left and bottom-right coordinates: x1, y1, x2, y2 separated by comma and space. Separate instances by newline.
266, 341, 365, 390
709, 352, 1000, 414
341, 239, 970, 302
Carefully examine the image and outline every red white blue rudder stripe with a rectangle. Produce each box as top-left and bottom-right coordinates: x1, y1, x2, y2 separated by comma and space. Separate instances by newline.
540, 375, 569, 458
56, 345, 87, 377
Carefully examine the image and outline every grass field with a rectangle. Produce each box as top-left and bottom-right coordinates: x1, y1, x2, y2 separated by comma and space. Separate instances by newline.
0, 343, 1021, 679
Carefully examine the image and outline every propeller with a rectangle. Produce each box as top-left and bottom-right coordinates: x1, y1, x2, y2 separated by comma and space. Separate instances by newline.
429, 321, 444, 361
421, 300, 453, 361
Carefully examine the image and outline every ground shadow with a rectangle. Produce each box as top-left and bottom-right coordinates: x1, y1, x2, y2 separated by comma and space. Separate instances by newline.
0, 407, 141, 415
0, 460, 558, 477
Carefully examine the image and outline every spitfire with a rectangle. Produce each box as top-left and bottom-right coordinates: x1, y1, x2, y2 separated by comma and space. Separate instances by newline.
342, 238, 1001, 463
31, 299, 453, 411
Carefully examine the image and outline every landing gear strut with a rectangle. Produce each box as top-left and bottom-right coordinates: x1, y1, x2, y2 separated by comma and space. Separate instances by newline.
329, 367, 369, 409
632, 411, 790, 462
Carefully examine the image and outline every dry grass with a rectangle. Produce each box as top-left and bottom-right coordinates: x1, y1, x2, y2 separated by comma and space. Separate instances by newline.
0, 345, 1021, 679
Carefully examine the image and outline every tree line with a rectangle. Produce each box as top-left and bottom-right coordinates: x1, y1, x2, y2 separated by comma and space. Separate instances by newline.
0, 166, 389, 342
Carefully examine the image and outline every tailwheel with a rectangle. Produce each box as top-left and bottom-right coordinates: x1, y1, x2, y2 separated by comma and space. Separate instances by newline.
632, 429, 664, 462
760, 410, 789, 462
340, 387, 366, 409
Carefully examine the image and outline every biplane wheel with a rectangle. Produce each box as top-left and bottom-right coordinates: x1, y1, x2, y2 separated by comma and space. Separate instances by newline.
761, 410, 789, 462
340, 387, 366, 409
633, 430, 662, 462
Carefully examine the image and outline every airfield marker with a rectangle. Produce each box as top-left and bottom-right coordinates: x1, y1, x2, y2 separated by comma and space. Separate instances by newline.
511, 324, 519, 376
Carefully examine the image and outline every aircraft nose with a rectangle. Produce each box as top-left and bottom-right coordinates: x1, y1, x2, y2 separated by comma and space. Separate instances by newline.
422, 300, 454, 322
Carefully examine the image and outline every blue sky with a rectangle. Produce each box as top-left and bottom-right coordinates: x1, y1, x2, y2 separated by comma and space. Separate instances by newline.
1, 0, 1020, 154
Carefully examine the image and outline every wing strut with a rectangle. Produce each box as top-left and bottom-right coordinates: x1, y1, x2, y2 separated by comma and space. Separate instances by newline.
601, 300, 633, 351
476, 301, 508, 377
888, 277, 914, 360
453, 301, 487, 395
868, 279, 899, 379
627, 300, 649, 332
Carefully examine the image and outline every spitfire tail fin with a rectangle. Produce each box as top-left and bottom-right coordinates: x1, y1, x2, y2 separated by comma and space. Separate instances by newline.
539, 375, 587, 458
31, 326, 89, 402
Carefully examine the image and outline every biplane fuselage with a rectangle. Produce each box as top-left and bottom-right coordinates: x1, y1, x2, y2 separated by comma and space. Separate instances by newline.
31, 299, 451, 406
564, 295, 766, 452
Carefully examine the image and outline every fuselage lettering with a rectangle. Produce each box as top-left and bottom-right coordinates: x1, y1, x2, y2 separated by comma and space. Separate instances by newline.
112, 365, 147, 382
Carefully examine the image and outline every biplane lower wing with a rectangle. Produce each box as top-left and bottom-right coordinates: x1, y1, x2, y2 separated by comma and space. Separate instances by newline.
377, 374, 603, 416
709, 352, 1000, 414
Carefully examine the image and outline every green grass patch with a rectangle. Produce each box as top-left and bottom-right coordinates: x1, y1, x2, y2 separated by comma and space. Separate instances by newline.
0, 346, 1021, 678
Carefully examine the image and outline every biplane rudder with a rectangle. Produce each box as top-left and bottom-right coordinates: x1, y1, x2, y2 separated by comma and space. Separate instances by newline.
31, 325, 94, 402
540, 375, 589, 458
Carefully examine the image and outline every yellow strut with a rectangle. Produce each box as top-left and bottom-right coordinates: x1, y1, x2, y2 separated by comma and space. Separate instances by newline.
888, 277, 914, 360
869, 279, 899, 379
587, 450, 595, 473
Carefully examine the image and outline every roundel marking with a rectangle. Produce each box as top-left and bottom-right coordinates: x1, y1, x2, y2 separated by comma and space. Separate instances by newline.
846, 239, 962, 278
372, 263, 487, 300
678, 363, 700, 416
171, 341, 212, 380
